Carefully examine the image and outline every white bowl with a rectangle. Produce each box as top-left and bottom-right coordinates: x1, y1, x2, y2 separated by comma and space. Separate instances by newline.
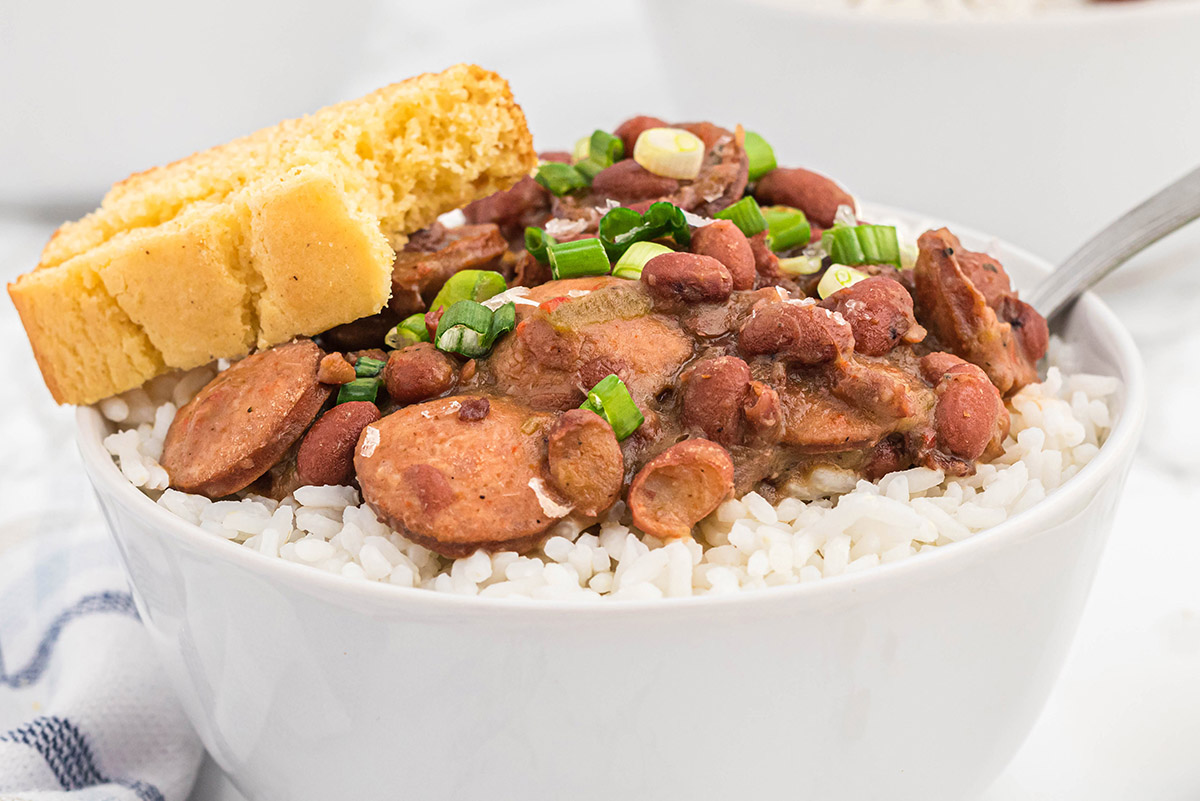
79, 209, 1145, 801
644, 0, 1200, 264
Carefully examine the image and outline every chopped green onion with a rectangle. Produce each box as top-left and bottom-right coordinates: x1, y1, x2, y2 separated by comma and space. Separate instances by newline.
855, 225, 901, 267
525, 227, 556, 263
535, 162, 588, 196
338, 377, 381, 405
821, 226, 865, 266
633, 127, 705, 180
579, 374, 644, 440
490, 301, 517, 342
354, 356, 385, 377
744, 131, 777, 183
613, 241, 672, 280
572, 136, 591, 163
434, 300, 496, 358
820, 224, 900, 267
589, 130, 624, 166
429, 269, 507, 314
574, 158, 605, 182
548, 238, 611, 279
714, 196, 767, 237
777, 255, 823, 276
816, 264, 870, 300
597, 201, 691, 261
763, 205, 811, 252
384, 313, 431, 349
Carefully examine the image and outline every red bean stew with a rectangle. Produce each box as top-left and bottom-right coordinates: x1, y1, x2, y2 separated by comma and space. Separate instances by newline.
158, 119, 1049, 558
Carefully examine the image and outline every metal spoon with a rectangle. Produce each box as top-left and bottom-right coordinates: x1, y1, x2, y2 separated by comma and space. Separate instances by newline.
1025, 165, 1200, 321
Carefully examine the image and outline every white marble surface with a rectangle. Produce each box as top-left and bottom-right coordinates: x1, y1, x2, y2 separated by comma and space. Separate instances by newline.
2, 0, 1199, 795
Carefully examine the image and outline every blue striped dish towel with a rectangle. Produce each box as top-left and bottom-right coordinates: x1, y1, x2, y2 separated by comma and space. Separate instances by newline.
0, 523, 203, 800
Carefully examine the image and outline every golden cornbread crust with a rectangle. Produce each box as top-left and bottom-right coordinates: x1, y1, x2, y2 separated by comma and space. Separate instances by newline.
9, 64, 537, 405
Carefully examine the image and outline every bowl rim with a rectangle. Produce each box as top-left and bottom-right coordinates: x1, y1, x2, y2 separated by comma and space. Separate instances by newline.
719, 0, 1200, 28
75, 205, 1148, 617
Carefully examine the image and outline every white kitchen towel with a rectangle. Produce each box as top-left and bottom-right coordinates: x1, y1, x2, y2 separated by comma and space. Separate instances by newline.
0, 524, 203, 801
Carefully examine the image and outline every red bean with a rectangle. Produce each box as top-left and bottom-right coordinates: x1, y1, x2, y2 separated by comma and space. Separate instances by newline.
819, 276, 921, 356
681, 356, 752, 446
383, 343, 457, 405
919, 353, 1010, 461
613, 115, 669, 156
590, 160, 680, 203
755, 168, 854, 229
738, 300, 854, 365
690, 221, 755, 290
296, 402, 382, 487
642, 252, 733, 306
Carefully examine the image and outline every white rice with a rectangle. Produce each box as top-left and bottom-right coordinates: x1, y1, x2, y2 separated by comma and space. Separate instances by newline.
99, 355, 1119, 601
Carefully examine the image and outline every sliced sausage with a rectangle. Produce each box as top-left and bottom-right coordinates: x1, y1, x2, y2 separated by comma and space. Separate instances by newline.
547, 409, 624, 517
354, 398, 560, 557
162, 340, 332, 498
296, 402, 382, 487
383, 343, 457, 405
738, 300, 854, 365
690, 221, 755, 290
389, 224, 508, 315
754, 167, 854, 229
819, 275, 925, 356
628, 439, 735, 540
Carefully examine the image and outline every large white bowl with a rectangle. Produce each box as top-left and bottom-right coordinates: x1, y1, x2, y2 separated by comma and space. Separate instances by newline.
644, 0, 1200, 265
78, 209, 1145, 801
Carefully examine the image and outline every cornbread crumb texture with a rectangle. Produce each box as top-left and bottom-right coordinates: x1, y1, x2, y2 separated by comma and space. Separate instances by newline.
9, 64, 537, 405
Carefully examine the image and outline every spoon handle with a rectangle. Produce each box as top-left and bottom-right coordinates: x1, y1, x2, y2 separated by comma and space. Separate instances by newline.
1026, 164, 1200, 319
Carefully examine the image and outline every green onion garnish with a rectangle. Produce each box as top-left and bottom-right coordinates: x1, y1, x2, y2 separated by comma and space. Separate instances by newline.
817, 264, 870, 300
525, 227, 556, 264
589, 130, 624, 166
714, 196, 767, 237
580, 374, 644, 441
597, 201, 692, 261
428, 269, 507, 314
763, 205, 811, 252
574, 158, 605, 182
535, 162, 588, 196
820, 224, 900, 267
433, 299, 517, 358
490, 301, 517, 342
354, 356, 385, 378
744, 131, 777, 183
612, 241, 671, 280
434, 300, 496, 358
548, 238, 611, 279
338, 377, 381, 405
777, 255, 823, 276
572, 136, 591, 163
384, 313, 432, 349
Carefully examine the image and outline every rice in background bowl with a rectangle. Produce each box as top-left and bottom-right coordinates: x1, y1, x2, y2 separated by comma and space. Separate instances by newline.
77, 206, 1145, 800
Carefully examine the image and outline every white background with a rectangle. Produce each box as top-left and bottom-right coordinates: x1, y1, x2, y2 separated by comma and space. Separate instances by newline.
1, 1, 1198, 798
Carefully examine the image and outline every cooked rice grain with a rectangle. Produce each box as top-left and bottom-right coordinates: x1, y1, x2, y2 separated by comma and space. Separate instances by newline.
101, 362, 1117, 601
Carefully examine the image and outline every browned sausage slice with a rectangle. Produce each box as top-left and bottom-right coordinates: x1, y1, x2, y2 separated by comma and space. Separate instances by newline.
628, 439, 734, 540
162, 340, 332, 498
547, 409, 623, 517
355, 397, 563, 558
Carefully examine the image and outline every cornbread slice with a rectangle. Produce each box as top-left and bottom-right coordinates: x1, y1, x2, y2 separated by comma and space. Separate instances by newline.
10, 64, 536, 404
